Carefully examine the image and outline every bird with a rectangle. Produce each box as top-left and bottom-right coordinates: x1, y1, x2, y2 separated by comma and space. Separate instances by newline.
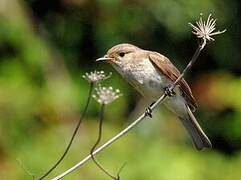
96, 43, 212, 150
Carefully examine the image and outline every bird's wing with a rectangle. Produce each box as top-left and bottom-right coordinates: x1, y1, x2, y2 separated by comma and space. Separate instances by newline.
148, 51, 197, 111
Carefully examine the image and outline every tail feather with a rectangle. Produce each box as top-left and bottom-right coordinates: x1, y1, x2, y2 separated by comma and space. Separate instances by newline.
179, 107, 212, 150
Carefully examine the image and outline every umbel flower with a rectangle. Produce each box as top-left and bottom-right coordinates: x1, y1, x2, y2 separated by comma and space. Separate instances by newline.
189, 13, 226, 44
83, 71, 112, 84
93, 86, 122, 105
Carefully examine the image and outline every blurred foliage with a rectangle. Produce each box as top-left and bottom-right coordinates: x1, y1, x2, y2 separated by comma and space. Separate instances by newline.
0, 0, 240, 179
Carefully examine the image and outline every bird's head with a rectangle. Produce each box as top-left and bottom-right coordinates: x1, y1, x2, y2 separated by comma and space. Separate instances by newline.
96, 43, 141, 66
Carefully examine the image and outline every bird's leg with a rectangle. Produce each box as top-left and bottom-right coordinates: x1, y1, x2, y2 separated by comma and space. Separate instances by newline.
145, 102, 155, 118
164, 84, 176, 97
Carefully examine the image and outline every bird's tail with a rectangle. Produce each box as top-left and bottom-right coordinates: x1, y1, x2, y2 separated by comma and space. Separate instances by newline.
179, 106, 212, 150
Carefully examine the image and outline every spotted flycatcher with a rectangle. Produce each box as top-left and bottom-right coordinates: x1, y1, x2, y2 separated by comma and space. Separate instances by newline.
96, 43, 211, 150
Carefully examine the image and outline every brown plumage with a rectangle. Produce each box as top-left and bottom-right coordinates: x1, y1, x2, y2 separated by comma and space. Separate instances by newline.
149, 52, 198, 111
97, 43, 212, 150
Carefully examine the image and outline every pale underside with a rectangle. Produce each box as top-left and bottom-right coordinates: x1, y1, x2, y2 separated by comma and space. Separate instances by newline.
112, 56, 190, 118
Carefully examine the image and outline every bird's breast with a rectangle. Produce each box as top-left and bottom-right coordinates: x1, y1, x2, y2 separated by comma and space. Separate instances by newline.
114, 59, 171, 100
113, 57, 188, 117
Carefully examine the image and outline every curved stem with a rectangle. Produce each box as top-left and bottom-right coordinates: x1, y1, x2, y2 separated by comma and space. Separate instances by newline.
38, 83, 94, 180
90, 104, 119, 180
51, 94, 167, 180
171, 39, 205, 90
17, 158, 35, 179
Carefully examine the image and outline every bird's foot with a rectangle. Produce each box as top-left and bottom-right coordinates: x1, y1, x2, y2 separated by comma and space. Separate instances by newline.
145, 106, 152, 118
164, 85, 176, 97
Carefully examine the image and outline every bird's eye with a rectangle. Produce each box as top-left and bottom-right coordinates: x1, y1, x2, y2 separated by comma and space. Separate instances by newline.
119, 52, 125, 57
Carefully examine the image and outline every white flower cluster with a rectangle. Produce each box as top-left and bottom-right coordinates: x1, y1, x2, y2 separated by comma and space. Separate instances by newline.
82, 71, 111, 84
93, 86, 122, 105
189, 14, 226, 42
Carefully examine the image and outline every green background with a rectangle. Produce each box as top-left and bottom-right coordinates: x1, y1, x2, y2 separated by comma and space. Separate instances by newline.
0, 0, 240, 179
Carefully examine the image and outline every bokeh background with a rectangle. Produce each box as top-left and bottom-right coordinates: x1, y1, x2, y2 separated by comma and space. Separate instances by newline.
0, 0, 241, 179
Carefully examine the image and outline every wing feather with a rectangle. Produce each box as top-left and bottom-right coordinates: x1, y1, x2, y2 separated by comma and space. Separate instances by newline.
149, 51, 197, 111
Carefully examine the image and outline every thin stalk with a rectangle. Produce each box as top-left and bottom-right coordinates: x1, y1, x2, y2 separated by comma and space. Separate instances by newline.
90, 104, 119, 180
52, 39, 206, 180
51, 96, 167, 180
38, 83, 94, 180
171, 40, 205, 90
17, 158, 35, 179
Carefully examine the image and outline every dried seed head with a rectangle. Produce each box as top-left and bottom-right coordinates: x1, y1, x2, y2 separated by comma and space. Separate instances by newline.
189, 13, 226, 44
82, 71, 112, 84
93, 86, 122, 105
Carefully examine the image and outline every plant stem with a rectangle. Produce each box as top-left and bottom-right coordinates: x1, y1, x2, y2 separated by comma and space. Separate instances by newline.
90, 104, 119, 180
171, 41, 205, 89
38, 83, 94, 180
51, 95, 167, 180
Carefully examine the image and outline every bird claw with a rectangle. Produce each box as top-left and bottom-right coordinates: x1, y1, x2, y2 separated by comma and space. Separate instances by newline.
145, 107, 152, 118
164, 85, 175, 97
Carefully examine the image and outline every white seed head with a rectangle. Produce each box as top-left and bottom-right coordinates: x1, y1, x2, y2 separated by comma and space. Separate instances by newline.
93, 86, 122, 105
82, 70, 112, 84
189, 13, 226, 43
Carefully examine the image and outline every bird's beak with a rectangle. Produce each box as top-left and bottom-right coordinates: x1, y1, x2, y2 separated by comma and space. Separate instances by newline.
96, 55, 114, 62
